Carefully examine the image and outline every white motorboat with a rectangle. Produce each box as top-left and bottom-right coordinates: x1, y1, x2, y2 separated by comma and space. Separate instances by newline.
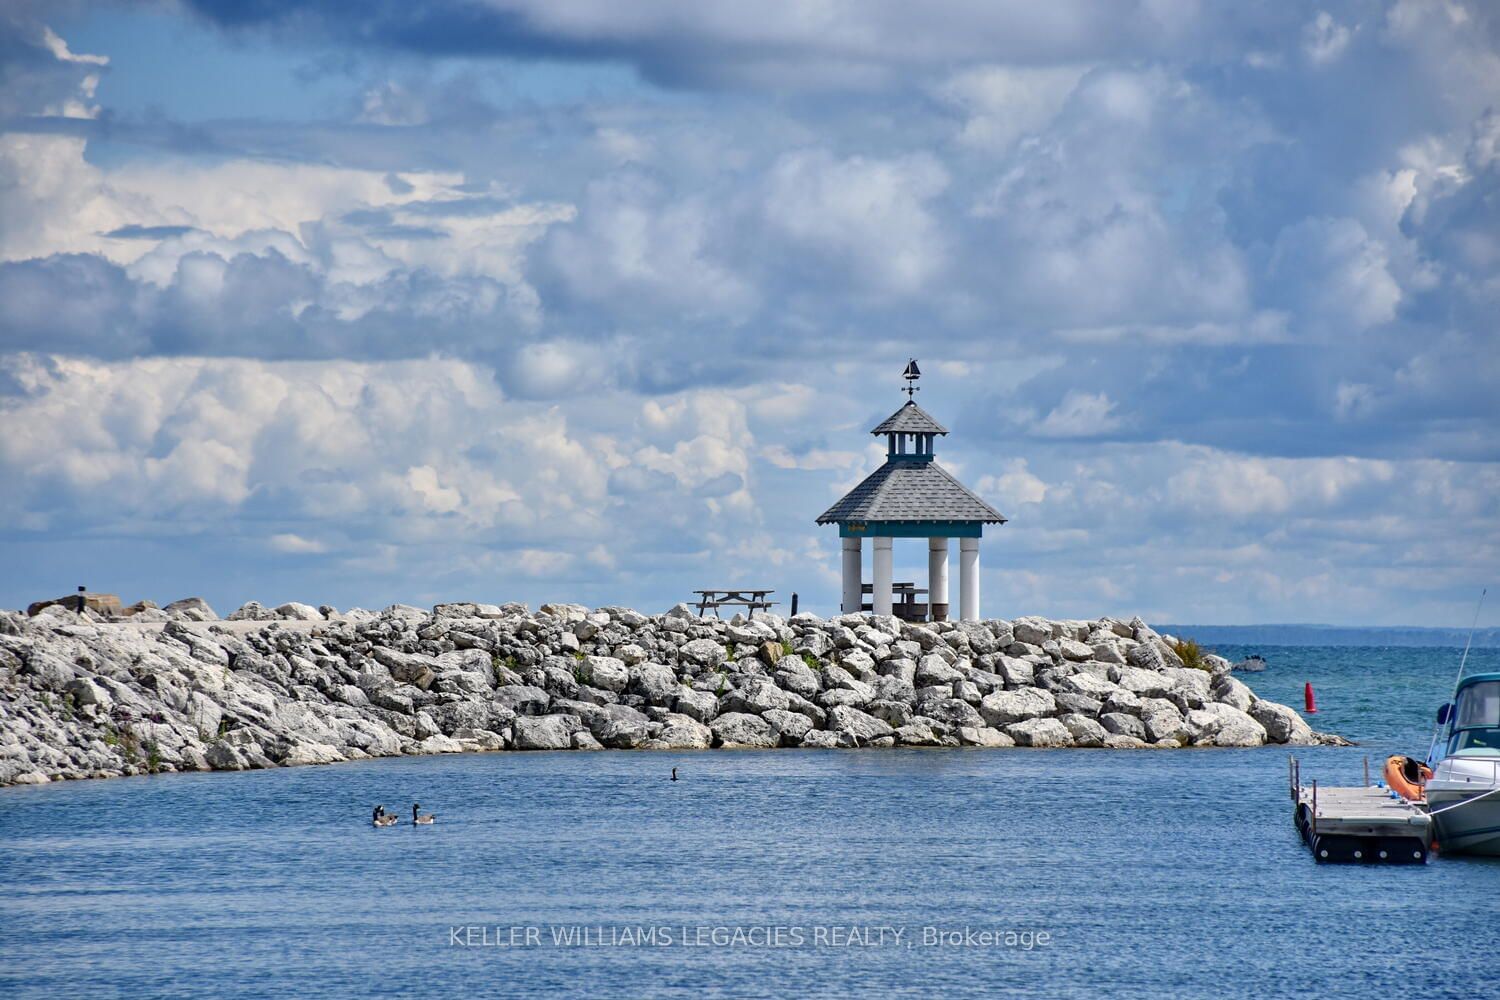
1426, 673, 1500, 857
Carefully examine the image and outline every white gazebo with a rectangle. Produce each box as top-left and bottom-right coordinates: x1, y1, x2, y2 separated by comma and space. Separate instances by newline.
816, 361, 1006, 622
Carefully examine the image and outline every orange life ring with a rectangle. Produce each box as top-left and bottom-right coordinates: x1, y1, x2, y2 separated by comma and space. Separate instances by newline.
1384, 755, 1431, 802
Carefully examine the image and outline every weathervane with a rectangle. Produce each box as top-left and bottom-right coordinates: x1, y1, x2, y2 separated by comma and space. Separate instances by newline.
902, 358, 921, 399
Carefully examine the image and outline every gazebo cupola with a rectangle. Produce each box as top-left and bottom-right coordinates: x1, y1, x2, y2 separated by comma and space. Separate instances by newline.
816, 361, 1006, 622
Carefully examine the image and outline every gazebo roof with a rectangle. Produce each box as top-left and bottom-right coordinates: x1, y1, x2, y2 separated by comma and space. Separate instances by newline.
817, 460, 1007, 525
870, 400, 948, 436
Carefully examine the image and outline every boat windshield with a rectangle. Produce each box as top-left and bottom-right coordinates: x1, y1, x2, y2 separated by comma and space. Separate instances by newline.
1448, 681, 1500, 756
1454, 681, 1500, 728
1450, 728, 1500, 756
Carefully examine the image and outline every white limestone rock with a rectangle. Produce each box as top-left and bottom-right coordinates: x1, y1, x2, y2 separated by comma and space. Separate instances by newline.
721, 677, 790, 716
673, 688, 719, 723
512, 714, 581, 751
1005, 717, 1073, 747
580, 656, 629, 693
1185, 703, 1267, 747
1249, 700, 1315, 745
958, 726, 1015, 748
653, 713, 714, 749
679, 638, 727, 669
1212, 675, 1257, 712
826, 705, 894, 743
978, 687, 1056, 727
762, 709, 814, 746
711, 712, 777, 748
1060, 714, 1107, 747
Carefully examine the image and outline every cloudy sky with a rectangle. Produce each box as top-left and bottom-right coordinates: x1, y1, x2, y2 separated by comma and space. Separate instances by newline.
1, 1, 1497, 625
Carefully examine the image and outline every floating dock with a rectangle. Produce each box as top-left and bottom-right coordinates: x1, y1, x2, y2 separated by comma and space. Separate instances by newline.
1289, 757, 1431, 864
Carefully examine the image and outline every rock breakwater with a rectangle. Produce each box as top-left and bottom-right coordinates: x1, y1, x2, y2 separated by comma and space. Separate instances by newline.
0, 602, 1335, 786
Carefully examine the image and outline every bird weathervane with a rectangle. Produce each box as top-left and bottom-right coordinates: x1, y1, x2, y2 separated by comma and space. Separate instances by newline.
902, 358, 921, 398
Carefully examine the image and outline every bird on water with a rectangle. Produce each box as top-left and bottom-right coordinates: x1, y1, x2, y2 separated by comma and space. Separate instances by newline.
372, 805, 398, 828
670, 767, 678, 782
413, 803, 435, 825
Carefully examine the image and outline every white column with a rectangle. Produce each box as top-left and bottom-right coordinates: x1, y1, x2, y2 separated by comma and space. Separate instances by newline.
872, 536, 893, 616
927, 536, 949, 621
840, 537, 863, 615
959, 537, 980, 622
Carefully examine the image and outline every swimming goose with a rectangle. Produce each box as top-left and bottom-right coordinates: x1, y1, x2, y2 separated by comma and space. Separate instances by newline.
372, 805, 398, 828
413, 803, 435, 825
671, 767, 679, 782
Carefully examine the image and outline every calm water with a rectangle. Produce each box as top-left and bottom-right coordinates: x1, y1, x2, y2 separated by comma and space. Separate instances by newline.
3, 644, 1498, 999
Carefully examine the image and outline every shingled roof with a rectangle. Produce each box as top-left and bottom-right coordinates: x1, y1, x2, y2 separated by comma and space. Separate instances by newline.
817, 460, 1007, 524
870, 401, 948, 435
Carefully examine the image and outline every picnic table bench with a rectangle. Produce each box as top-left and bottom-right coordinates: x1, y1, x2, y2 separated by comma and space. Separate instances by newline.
861, 582, 930, 622
693, 589, 777, 618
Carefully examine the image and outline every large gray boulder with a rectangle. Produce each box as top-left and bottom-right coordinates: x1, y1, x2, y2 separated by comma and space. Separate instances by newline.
894, 722, 944, 746
720, 677, 791, 716
165, 597, 217, 621
958, 726, 1015, 748
979, 687, 1056, 727
1114, 666, 1172, 698
372, 647, 440, 690
826, 705, 893, 744
493, 684, 550, 717
674, 688, 719, 723
427, 701, 495, 735
282, 741, 345, 766
1057, 638, 1094, 661
65, 677, 113, 709
773, 656, 821, 698
1142, 705, 1188, 744
1012, 617, 1053, 645
995, 657, 1035, 688
580, 656, 629, 693
914, 654, 963, 687
762, 709, 814, 746
1060, 714, 1107, 747
595, 716, 652, 749
1059, 672, 1119, 701
653, 713, 713, 749
679, 638, 727, 669
512, 714, 580, 750
1249, 700, 1315, 744
1006, 717, 1073, 747
205, 742, 247, 770
711, 712, 776, 748
1212, 675, 1257, 712
917, 697, 985, 729
1185, 703, 1267, 747
629, 663, 678, 702
1100, 712, 1147, 740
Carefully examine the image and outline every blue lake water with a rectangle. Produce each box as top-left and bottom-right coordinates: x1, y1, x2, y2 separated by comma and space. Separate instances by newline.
3, 644, 1498, 999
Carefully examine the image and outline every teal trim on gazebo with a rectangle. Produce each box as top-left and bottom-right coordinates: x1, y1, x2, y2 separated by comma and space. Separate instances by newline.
839, 520, 983, 538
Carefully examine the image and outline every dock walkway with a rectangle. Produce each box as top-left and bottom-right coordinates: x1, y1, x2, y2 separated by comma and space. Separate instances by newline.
1289, 758, 1431, 864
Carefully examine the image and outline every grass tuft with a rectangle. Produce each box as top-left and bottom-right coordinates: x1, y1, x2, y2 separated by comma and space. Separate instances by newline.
1172, 638, 1210, 671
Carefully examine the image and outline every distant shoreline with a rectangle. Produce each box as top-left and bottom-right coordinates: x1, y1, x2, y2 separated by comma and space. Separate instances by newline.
1156, 624, 1500, 649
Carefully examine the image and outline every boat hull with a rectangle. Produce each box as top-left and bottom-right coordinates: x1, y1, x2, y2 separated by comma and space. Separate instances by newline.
1427, 756, 1500, 857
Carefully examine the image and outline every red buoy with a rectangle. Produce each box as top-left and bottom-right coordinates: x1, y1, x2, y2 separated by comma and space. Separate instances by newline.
1305, 682, 1318, 714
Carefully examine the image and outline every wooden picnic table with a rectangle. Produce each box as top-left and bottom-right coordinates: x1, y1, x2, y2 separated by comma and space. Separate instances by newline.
693, 589, 777, 618
861, 582, 930, 621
